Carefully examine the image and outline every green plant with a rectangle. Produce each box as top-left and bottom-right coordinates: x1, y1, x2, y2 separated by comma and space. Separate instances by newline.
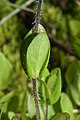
20, 0, 71, 120
0, 0, 80, 120
20, 23, 71, 120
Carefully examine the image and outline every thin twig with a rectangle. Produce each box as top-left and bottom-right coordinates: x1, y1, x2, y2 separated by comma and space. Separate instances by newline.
5, 1, 34, 13
0, 0, 34, 26
44, 23, 80, 60
48, 32, 80, 60
32, 79, 41, 120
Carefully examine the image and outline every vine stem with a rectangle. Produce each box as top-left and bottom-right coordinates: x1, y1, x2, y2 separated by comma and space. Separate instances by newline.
32, 79, 41, 120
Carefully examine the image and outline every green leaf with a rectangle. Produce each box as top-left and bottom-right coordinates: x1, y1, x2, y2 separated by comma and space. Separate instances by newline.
20, 34, 34, 74
20, 24, 46, 74
27, 94, 36, 118
48, 68, 62, 104
20, 24, 49, 75
65, 61, 80, 106
40, 68, 62, 105
0, 52, 12, 90
27, 33, 50, 78
49, 113, 70, 120
60, 93, 74, 120
40, 68, 50, 81
8, 111, 15, 120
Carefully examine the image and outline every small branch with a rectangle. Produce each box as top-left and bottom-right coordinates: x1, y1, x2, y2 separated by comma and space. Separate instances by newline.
5, 1, 34, 13
48, 33, 80, 60
32, 79, 41, 120
0, 0, 34, 26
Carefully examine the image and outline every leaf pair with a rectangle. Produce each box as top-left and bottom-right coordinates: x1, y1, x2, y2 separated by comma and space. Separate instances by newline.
40, 68, 62, 105
20, 24, 50, 79
52, 92, 73, 120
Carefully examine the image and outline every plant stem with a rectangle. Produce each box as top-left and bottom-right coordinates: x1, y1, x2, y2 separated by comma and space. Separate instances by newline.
45, 103, 48, 120
32, 1, 44, 119
32, 78, 41, 120
34, 0, 43, 32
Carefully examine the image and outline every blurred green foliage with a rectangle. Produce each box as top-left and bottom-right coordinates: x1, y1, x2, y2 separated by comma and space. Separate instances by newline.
0, 0, 80, 120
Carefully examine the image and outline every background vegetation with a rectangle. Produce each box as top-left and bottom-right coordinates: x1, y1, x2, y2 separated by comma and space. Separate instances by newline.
0, 0, 80, 120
